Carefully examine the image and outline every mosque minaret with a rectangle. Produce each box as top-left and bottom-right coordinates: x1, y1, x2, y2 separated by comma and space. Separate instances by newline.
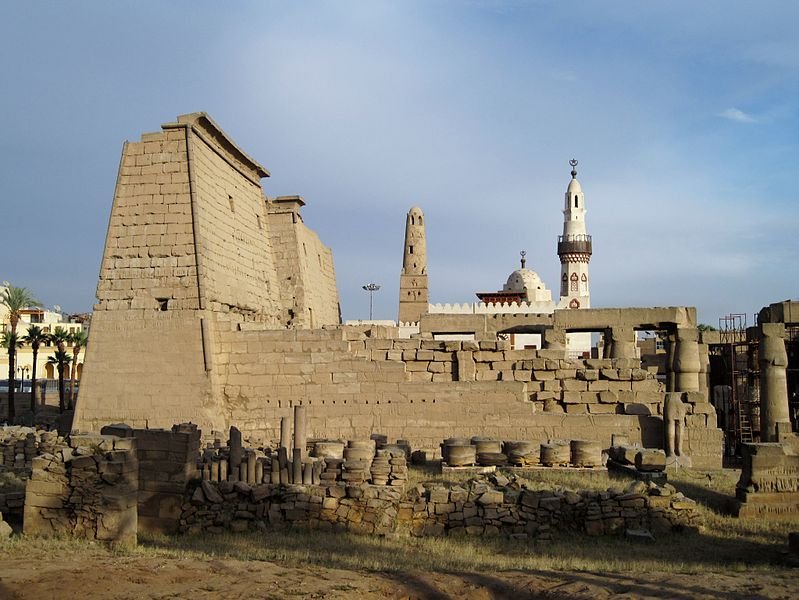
557, 159, 592, 310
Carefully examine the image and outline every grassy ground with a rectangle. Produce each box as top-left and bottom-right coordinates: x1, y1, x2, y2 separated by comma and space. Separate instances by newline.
2, 466, 796, 578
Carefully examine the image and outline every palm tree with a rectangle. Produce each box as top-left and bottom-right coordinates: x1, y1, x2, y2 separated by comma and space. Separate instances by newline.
49, 326, 70, 353
1, 332, 23, 422
1, 285, 42, 422
22, 325, 48, 413
68, 329, 88, 410
47, 350, 72, 413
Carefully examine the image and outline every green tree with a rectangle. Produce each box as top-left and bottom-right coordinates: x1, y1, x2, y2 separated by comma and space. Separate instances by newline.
22, 324, 48, 413
47, 350, 72, 413
49, 326, 70, 353
1, 285, 42, 422
1, 332, 23, 421
68, 329, 88, 410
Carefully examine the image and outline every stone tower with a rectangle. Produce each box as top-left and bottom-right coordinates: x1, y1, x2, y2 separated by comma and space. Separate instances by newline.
398, 206, 429, 323
557, 160, 592, 309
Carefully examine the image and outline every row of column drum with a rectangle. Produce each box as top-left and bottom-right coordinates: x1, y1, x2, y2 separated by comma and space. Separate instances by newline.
440, 437, 603, 468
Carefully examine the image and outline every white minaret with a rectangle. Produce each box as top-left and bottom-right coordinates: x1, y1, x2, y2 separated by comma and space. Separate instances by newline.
557, 159, 592, 309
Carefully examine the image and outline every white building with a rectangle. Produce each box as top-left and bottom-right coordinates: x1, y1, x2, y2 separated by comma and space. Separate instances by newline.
429, 160, 594, 356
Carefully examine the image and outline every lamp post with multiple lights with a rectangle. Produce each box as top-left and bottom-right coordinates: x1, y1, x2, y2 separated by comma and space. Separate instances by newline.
362, 283, 380, 320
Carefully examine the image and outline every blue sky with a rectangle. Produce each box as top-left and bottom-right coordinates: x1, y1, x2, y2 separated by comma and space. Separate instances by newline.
1, 1, 797, 326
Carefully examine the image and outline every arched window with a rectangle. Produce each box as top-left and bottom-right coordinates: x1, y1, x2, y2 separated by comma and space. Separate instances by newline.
418, 216, 423, 225
574, 195, 579, 208
569, 298, 580, 309
570, 273, 578, 292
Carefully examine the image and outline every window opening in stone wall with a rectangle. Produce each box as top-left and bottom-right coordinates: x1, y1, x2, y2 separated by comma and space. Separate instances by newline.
574, 195, 579, 208
157, 298, 169, 311
256, 215, 262, 229
409, 245, 414, 254
228, 195, 235, 213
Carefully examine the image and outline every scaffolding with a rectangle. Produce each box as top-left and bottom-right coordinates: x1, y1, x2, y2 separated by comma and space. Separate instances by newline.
786, 323, 799, 432
710, 314, 759, 456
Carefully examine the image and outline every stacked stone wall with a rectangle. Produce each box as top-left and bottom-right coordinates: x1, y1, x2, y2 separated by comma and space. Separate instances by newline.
129, 424, 202, 533
214, 329, 721, 467
22, 433, 138, 543
179, 476, 700, 539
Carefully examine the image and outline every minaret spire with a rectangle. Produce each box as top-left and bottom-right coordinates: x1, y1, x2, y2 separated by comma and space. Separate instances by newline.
520, 250, 527, 269
398, 206, 429, 324
557, 159, 592, 309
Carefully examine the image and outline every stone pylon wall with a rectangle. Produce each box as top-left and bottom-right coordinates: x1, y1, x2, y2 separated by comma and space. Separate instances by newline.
266, 197, 340, 328
74, 114, 340, 435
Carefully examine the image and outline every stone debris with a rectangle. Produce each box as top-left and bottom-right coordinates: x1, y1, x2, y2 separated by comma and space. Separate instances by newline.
0, 426, 65, 476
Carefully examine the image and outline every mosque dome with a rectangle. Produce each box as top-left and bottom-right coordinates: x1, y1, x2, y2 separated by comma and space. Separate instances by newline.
503, 268, 546, 294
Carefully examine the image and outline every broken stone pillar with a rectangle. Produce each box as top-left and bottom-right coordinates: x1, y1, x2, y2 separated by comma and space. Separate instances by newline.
673, 328, 700, 392
759, 322, 790, 443
246, 450, 257, 484
456, 351, 476, 382
229, 426, 243, 476
608, 327, 637, 359
293, 405, 307, 460
280, 417, 291, 450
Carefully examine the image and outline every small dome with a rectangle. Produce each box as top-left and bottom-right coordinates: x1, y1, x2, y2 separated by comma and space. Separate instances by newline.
408, 206, 424, 216
567, 178, 582, 195
503, 268, 545, 293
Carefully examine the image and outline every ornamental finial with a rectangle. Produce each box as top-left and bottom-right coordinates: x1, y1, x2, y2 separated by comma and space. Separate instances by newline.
520, 250, 527, 269
569, 159, 578, 179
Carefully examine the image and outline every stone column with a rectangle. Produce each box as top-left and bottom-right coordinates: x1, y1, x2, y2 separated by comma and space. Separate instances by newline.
229, 426, 243, 478
673, 328, 700, 392
608, 327, 637, 359
601, 329, 613, 359
759, 322, 790, 442
698, 343, 710, 399
293, 405, 307, 484
280, 416, 291, 449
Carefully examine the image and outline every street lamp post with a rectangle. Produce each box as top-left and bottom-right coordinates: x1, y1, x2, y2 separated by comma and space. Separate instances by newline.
362, 283, 381, 320
17, 365, 30, 394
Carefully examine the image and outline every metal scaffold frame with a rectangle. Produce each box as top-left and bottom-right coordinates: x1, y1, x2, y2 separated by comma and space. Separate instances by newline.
710, 314, 760, 456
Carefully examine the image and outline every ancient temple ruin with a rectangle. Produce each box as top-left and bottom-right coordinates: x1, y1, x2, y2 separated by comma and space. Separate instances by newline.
71, 112, 770, 472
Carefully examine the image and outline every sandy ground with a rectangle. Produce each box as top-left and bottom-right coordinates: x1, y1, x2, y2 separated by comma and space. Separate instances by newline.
0, 551, 797, 600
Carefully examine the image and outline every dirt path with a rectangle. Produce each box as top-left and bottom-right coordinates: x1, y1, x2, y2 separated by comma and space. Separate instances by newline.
0, 553, 796, 600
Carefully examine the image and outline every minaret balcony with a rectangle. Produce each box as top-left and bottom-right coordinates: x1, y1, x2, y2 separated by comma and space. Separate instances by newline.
557, 234, 592, 256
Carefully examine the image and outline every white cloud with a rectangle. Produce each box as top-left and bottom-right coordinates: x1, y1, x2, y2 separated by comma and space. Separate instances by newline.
718, 107, 757, 123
